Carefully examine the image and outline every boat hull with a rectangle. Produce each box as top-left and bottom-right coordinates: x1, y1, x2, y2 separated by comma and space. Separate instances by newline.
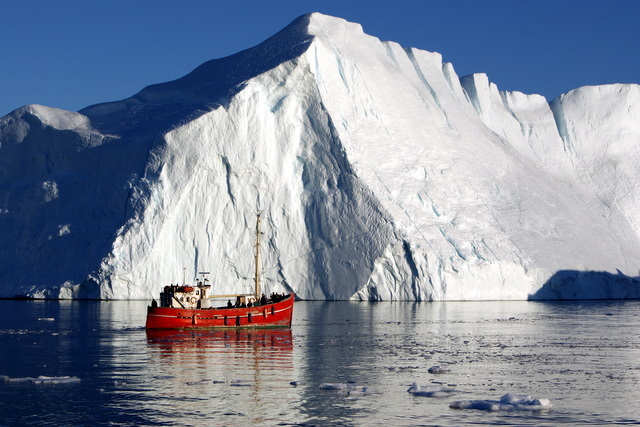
145, 294, 294, 329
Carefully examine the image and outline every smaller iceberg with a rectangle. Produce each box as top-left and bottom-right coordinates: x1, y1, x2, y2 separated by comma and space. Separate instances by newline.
450, 392, 552, 411
427, 365, 450, 374
407, 382, 456, 397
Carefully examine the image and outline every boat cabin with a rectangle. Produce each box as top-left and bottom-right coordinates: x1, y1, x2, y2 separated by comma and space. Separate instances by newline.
160, 280, 212, 309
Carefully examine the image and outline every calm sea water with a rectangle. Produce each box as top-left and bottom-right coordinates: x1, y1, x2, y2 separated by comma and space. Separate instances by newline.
0, 299, 639, 426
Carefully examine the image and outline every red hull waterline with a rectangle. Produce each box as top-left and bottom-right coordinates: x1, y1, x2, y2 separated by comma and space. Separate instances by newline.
145, 293, 295, 329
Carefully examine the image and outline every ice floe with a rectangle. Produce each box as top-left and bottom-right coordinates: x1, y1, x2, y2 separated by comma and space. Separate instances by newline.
450, 392, 552, 411
2, 375, 80, 385
407, 382, 456, 397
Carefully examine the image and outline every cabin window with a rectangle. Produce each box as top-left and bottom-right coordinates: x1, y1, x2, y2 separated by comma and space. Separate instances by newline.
196, 290, 199, 295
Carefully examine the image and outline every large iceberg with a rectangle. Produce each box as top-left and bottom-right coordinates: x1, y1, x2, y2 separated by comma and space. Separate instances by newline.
1, 13, 639, 300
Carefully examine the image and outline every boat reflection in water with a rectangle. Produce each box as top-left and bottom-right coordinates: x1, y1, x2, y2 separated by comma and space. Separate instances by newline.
144, 328, 296, 422
146, 328, 293, 353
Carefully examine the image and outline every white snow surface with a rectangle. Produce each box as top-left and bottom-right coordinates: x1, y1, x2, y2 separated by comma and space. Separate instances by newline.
1, 13, 640, 300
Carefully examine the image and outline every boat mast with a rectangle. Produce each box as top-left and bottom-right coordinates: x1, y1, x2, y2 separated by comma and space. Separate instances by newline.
254, 211, 262, 300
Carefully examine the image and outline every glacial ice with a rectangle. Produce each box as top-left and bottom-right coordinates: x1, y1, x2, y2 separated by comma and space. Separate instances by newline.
407, 382, 456, 397
2, 375, 81, 385
449, 392, 552, 412
1, 13, 639, 300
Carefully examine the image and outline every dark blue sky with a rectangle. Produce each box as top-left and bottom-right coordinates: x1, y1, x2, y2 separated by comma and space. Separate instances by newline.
1, 0, 638, 117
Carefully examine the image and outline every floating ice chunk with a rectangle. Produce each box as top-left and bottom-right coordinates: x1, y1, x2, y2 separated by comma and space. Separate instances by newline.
290, 381, 305, 386
37, 318, 55, 322
4, 376, 37, 383
407, 382, 421, 393
450, 400, 504, 411
450, 392, 552, 411
2, 375, 80, 385
407, 381, 456, 397
500, 393, 552, 410
32, 376, 81, 385
428, 365, 450, 374
42, 181, 59, 203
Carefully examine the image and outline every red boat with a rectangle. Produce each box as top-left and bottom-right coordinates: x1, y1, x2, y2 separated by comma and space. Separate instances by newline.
145, 292, 294, 329
146, 212, 294, 329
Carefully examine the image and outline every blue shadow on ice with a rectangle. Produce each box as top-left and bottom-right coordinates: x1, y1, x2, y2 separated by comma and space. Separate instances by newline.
529, 269, 640, 300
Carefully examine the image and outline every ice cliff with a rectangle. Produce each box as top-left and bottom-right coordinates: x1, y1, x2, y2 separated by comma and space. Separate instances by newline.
1, 13, 639, 300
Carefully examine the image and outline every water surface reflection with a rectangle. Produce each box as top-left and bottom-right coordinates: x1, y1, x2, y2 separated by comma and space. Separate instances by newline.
0, 300, 638, 425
